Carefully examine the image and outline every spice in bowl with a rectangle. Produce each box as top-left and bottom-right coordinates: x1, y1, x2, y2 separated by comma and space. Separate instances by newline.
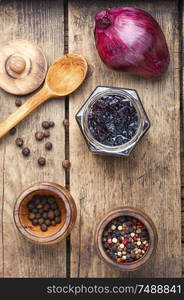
27, 194, 61, 232
87, 95, 139, 147
102, 216, 149, 263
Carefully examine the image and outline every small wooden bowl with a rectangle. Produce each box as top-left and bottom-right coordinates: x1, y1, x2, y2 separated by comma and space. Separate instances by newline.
95, 207, 158, 271
14, 182, 77, 245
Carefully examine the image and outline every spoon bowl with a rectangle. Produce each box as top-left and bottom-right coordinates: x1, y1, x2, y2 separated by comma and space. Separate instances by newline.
46, 54, 87, 96
0, 53, 88, 139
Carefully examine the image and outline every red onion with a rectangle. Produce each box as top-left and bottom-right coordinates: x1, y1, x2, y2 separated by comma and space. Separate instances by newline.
94, 7, 170, 78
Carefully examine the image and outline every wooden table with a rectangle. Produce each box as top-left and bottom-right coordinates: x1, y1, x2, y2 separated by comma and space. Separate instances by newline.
0, 0, 183, 278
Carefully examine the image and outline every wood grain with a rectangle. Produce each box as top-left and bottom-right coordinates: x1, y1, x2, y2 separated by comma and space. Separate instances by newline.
0, 0, 66, 277
68, 0, 181, 277
0, 39, 47, 95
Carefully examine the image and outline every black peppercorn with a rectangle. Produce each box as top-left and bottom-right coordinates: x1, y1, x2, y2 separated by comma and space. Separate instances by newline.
35, 131, 44, 141
38, 157, 46, 166
45, 142, 53, 150
9, 127, 16, 135
22, 147, 30, 157
15, 137, 24, 147
15, 98, 22, 107
42, 121, 50, 129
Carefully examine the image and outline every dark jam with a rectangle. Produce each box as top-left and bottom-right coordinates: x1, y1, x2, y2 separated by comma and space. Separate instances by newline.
87, 95, 139, 147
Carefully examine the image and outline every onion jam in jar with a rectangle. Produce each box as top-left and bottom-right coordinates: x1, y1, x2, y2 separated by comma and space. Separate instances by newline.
76, 86, 150, 157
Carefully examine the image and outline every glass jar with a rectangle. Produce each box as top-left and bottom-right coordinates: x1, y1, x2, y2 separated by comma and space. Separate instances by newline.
76, 86, 150, 157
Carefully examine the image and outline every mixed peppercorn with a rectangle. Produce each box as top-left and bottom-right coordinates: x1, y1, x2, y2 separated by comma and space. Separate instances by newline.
27, 194, 61, 232
102, 216, 149, 263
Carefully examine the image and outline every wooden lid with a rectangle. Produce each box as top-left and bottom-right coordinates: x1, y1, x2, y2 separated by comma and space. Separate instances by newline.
0, 40, 47, 95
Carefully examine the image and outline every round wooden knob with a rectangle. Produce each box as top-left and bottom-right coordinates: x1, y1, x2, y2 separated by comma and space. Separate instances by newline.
0, 40, 47, 95
8, 55, 26, 74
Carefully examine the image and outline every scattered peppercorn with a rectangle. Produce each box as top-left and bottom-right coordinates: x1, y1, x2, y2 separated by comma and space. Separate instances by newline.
55, 216, 61, 224
62, 160, 71, 169
15, 98, 22, 107
63, 119, 69, 128
45, 142, 53, 150
35, 131, 44, 141
49, 121, 55, 127
102, 216, 149, 264
38, 157, 46, 166
22, 147, 30, 157
9, 127, 16, 135
44, 130, 50, 138
42, 121, 50, 129
27, 194, 61, 231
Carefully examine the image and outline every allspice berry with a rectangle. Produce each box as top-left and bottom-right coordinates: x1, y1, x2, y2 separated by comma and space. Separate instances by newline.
44, 130, 50, 138
15, 98, 22, 107
42, 121, 50, 129
35, 131, 44, 141
9, 127, 16, 135
15, 137, 24, 147
22, 147, 30, 157
62, 160, 71, 169
41, 224, 48, 232
45, 142, 52, 150
38, 157, 46, 166
63, 119, 69, 129
49, 121, 55, 127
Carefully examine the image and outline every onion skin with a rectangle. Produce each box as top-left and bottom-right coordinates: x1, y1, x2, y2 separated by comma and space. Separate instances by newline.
94, 7, 170, 78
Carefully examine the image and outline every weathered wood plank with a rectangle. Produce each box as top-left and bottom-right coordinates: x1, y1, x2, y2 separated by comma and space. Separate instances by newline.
0, 0, 66, 277
182, 243, 184, 276
69, 0, 181, 277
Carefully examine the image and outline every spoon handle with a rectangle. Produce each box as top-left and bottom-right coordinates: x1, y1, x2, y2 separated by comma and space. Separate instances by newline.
0, 87, 50, 139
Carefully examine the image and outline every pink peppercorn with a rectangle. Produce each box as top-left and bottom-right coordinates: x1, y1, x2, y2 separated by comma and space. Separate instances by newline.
122, 240, 127, 245
107, 238, 112, 244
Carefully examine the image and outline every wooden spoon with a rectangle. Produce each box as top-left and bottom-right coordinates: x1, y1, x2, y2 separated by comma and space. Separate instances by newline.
0, 53, 88, 139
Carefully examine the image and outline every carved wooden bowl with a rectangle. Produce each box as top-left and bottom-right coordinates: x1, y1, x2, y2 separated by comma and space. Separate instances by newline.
14, 182, 77, 245
95, 207, 158, 271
